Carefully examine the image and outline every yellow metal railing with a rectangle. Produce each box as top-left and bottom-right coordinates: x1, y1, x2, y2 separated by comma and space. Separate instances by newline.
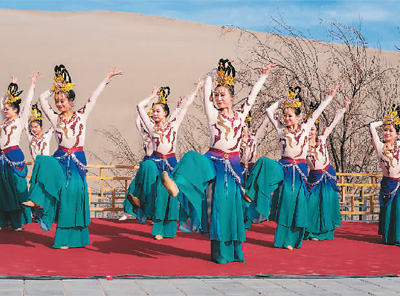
26, 163, 383, 217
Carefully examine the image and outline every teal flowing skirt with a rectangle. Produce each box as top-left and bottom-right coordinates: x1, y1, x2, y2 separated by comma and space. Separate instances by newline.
0, 160, 31, 229
305, 176, 341, 241
378, 192, 400, 246
174, 150, 246, 264
244, 157, 284, 225
131, 155, 179, 238
28, 155, 90, 248
270, 160, 309, 249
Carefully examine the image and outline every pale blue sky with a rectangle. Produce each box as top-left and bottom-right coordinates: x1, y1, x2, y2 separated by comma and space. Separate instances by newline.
3, 0, 399, 51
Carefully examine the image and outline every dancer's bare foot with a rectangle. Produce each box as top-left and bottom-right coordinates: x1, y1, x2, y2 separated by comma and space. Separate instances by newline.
286, 245, 294, 251
161, 171, 179, 197
60, 246, 69, 250
311, 238, 319, 241
14, 228, 22, 232
22, 200, 43, 209
127, 194, 141, 207
154, 235, 163, 240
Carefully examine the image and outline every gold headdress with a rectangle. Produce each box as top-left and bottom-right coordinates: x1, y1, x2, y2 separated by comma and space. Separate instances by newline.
29, 104, 43, 122
5, 83, 23, 105
282, 86, 302, 109
245, 112, 253, 123
306, 101, 320, 128
383, 105, 400, 126
157, 86, 170, 105
216, 59, 235, 87
51, 64, 75, 93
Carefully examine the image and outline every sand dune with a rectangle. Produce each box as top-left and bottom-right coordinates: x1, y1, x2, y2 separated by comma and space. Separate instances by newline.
0, 9, 398, 164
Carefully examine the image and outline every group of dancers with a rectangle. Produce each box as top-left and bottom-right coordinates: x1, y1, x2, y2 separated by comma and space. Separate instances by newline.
0, 58, 398, 264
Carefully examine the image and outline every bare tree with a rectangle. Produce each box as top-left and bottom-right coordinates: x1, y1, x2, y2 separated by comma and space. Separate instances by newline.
224, 18, 400, 175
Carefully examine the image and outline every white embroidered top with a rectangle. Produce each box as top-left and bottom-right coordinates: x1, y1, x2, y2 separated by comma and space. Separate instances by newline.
307, 108, 346, 170
25, 127, 53, 159
240, 115, 269, 165
267, 95, 334, 159
0, 84, 35, 150
136, 115, 153, 157
205, 72, 268, 153
39, 78, 111, 149
137, 90, 198, 155
370, 121, 400, 178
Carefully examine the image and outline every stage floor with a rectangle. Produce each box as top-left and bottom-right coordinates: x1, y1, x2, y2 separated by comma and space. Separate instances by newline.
1, 219, 399, 278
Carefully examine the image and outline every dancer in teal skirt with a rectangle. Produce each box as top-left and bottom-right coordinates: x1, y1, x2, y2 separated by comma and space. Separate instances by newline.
126, 81, 204, 240
305, 98, 352, 241
23, 65, 122, 248
0, 73, 40, 230
162, 59, 277, 263
370, 106, 400, 246
267, 84, 341, 250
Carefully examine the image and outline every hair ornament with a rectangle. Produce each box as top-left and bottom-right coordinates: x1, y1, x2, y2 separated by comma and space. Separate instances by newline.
216, 58, 235, 87
51, 64, 75, 93
157, 86, 170, 105
383, 105, 400, 126
29, 104, 43, 122
282, 86, 302, 109
5, 83, 23, 105
305, 101, 320, 125
245, 112, 253, 123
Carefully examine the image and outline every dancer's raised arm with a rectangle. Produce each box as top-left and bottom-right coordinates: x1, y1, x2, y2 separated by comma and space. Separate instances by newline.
80, 67, 122, 117
242, 63, 277, 116
137, 85, 158, 132
19, 72, 40, 124
173, 77, 204, 126
321, 98, 352, 139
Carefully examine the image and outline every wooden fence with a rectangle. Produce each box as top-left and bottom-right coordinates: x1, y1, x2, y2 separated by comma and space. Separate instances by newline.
26, 163, 383, 220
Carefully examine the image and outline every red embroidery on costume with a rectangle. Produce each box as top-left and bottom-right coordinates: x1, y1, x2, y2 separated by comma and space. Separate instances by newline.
5, 126, 17, 147
380, 157, 391, 175
294, 136, 307, 159
233, 123, 242, 138
168, 131, 176, 153
2, 119, 14, 135
78, 106, 86, 114
153, 136, 160, 150
212, 123, 222, 146
55, 130, 63, 143
70, 116, 79, 136
40, 142, 47, 155
229, 135, 242, 151
73, 124, 84, 148
293, 126, 304, 145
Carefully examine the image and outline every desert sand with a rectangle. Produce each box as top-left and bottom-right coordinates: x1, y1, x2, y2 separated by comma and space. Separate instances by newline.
0, 9, 398, 167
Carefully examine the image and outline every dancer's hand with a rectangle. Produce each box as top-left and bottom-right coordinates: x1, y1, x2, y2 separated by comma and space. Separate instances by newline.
107, 66, 123, 79
344, 97, 354, 109
195, 77, 205, 93
328, 83, 342, 97
11, 75, 18, 84
263, 63, 278, 75
29, 72, 41, 85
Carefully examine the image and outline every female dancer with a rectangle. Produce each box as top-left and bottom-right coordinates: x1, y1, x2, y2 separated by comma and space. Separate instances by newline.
266, 84, 341, 250
0, 73, 40, 230
25, 103, 53, 160
23, 65, 122, 249
305, 98, 352, 241
120, 114, 153, 221
121, 97, 186, 221
370, 107, 400, 246
128, 81, 204, 240
162, 59, 277, 264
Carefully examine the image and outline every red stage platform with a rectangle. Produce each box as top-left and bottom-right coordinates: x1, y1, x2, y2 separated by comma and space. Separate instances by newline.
1, 219, 399, 278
